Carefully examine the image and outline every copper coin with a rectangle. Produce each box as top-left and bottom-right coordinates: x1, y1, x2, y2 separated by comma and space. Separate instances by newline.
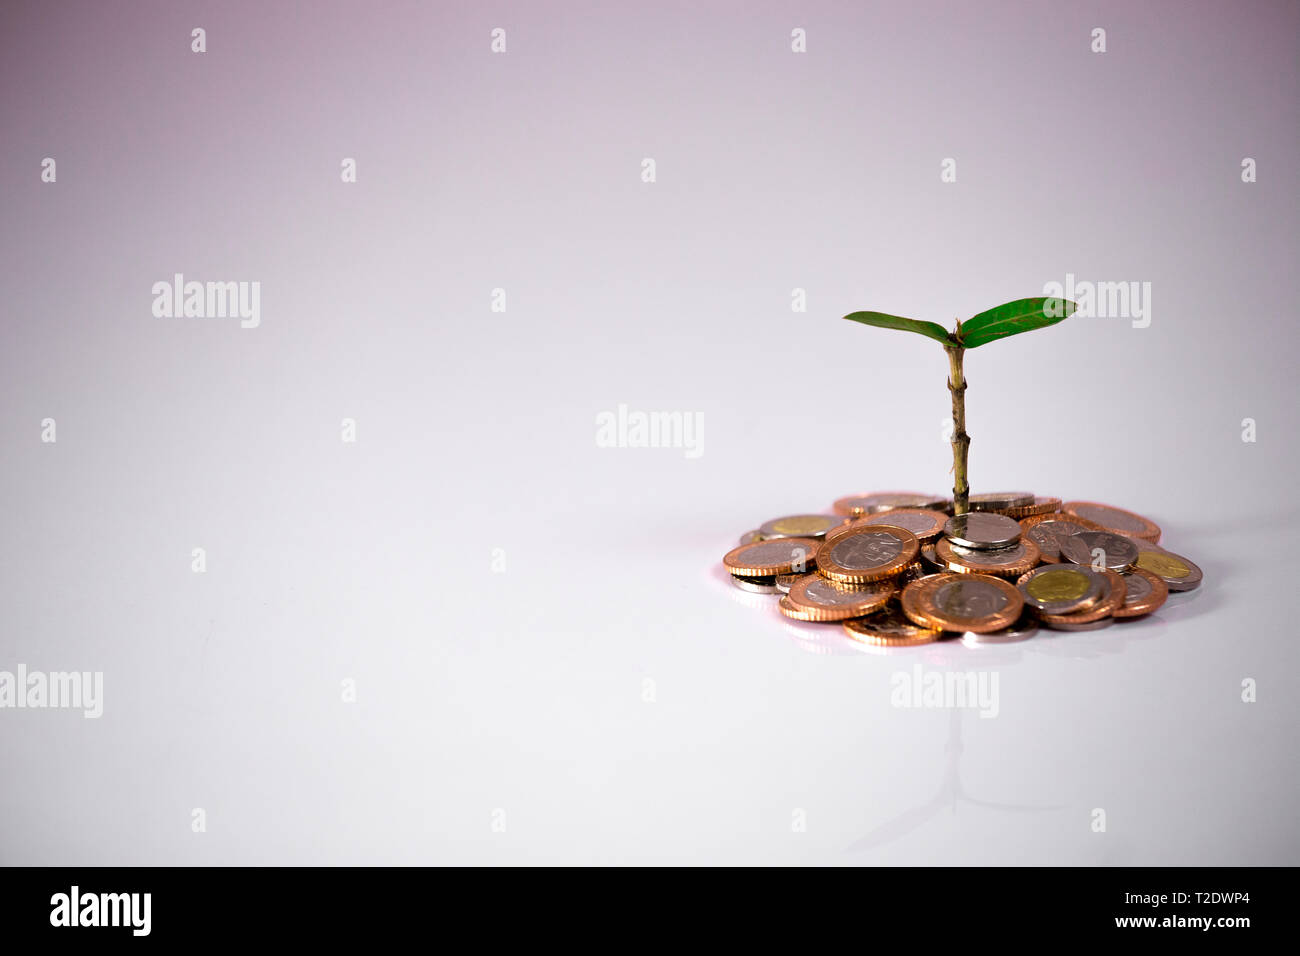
1037, 569, 1126, 627
1019, 513, 1105, 562
1061, 501, 1162, 543
815, 525, 919, 584
1016, 565, 1105, 615
782, 575, 895, 622
723, 538, 819, 576
900, 572, 1024, 634
832, 491, 949, 517
969, 492, 1035, 510
1059, 531, 1139, 572
998, 496, 1062, 519
936, 537, 1041, 578
1113, 567, 1168, 618
842, 603, 944, 646
757, 514, 847, 541
850, 507, 948, 544
1131, 545, 1202, 592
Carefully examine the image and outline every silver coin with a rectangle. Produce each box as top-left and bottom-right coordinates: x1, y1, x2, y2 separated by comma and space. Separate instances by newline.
796, 576, 894, 608
969, 492, 1035, 510
932, 577, 1012, 617
1129, 542, 1203, 591
758, 514, 844, 541
860, 510, 945, 537
730, 574, 778, 594
774, 573, 799, 594
1058, 531, 1138, 571
1018, 565, 1106, 614
825, 531, 905, 570
919, 543, 945, 572
739, 530, 762, 545
944, 540, 1032, 568
1120, 570, 1153, 605
943, 512, 1022, 550
1044, 615, 1115, 632
841, 492, 949, 514
962, 616, 1039, 645
1025, 518, 1093, 561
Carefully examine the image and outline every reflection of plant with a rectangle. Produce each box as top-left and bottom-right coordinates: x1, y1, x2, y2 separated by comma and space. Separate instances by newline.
844, 298, 1078, 516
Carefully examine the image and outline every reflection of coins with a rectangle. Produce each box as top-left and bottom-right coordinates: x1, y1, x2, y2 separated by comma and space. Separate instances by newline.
730, 574, 778, 594
901, 572, 1023, 633
842, 603, 944, 646
1114, 568, 1168, 618
1133, 548, 1202, 591
999, 496, 1062, 518
1017, 565, 1105, 614
1020, 514, 1104, 562
1059, 531, 1138, 571
723, 538, 820, 576
758, 514, 846, 540
782, 575, 895, 621
1038, 569, 1126, 628
936, 538, 1040, 578
738, 530, 762, 545
816, 526, 919, 584
969, 492, 1034, 510
962, 613, 1039, 645
852, 508, 948, 543
943, 512, 1022, 550
1062, 501, 1161, 543
833, 492, 948, 516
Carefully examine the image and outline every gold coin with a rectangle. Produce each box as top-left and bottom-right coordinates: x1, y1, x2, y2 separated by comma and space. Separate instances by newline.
722, 538, 820, 576
1016, 565, 1106, 615
842, 603, 943, 646
900, 572, 1024, 633
1133, 547, 1202, 591
936, 537, 1041, 578
1061, 501, 1161, 543
758, 514, 847, 540
781, 575, 895, 622
815, 525, 919, 584
848, 507, 948, 544
1113, 567, 1169, 618
1037, 569, 1126, 627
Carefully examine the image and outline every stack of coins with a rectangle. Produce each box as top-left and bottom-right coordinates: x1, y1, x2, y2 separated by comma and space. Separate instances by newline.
723, 494, 1202, 645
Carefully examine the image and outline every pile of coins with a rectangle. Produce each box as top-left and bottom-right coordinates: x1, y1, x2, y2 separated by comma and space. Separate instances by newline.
722, 492, 1202, 647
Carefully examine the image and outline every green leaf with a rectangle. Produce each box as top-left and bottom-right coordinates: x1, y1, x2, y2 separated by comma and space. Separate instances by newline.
958, 298, 1077, 349
843, 311, 953, 346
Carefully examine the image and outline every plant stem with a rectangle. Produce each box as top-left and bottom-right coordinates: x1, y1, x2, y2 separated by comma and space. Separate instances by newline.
946, 345, 970, 515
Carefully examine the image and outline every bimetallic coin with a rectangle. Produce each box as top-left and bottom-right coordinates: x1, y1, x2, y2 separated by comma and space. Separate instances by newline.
943, 512, 1022, 550
738, 529, 762, 545
936, 538, 1041, 578
961, 613, 1039, 646
1036, 569, 1126, 627
901, 572, 1024, 633
758, 514, 846, 541
999, 496, 1063, 519
731, 574, 778, 594
969, 492, 1035, 510
833, 492, 949, 517
1020, 513, 1104, 562
1062, 501, 1162, 543
816, 526, 919, 584
723, 538, 820, 576
1132, 547, 1202, 592
783, 575, 895, 622
1059, 531, 1138, 572
1114, 567, 1168, 618
842, 603, 944, 646
1017, 565, 1105, 615
774, 573, 799, 594
852, 508, 948, 544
